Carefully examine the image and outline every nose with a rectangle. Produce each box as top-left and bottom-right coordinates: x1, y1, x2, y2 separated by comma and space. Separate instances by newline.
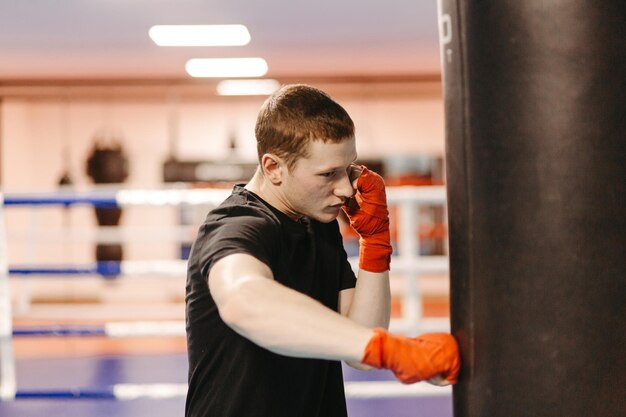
334, 170, 355, 200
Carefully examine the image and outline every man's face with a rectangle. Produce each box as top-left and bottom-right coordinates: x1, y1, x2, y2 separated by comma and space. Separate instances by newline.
279, 137, 357, 223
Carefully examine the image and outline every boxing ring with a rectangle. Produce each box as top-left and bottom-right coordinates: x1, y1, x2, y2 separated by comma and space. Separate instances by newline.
0, 186, 452, 410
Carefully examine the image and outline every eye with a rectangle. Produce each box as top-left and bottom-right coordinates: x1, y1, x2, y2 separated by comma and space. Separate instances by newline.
319, 171, 336, 178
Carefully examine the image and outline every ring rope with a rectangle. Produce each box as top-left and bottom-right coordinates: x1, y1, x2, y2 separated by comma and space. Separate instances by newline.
3, 186, 445, 207
8, 258, 448, 277
8, 260, 189, 277
11, 381, 450, 400
12, 321, 185, 338
3, 189, 232, 207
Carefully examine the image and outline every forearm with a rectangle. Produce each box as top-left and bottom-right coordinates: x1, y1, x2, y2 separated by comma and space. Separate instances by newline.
218, 274, 373, 362
341, 166, 392, 330
347, 269, 391, 329
210, 254, 460, 384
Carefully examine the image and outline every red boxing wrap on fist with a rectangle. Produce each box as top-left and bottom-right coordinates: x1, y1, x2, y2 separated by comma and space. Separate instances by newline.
342, 166, 393, 272
361, 328, 460, 385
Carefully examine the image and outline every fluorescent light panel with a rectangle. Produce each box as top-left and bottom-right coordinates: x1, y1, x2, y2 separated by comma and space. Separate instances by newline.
186, 58, 268, 78
217, 79, 281, 96
149, 25, 250, 46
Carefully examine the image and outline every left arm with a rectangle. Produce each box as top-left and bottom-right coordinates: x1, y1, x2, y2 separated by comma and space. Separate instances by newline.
339, 166, 394, 368
338, 272, 390, 371
339, 270, 390, 329
338, 166, 460, 385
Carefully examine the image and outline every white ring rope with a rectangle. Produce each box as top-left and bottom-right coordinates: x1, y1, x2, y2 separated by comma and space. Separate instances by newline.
112, 380, 452, 400
8, 226, 200, 244
344, 381, 452, 399
113, 383, 188, 400
116, 188, 232, 206
104, 321, 185, 337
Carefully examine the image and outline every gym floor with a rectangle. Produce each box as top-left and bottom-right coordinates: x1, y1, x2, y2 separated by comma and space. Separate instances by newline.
2, 298, 452, 416
2, 354, 452, 417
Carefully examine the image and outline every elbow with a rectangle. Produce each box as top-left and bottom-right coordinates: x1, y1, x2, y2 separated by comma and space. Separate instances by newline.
214, 281, 259, 332
217, 291, 251, 329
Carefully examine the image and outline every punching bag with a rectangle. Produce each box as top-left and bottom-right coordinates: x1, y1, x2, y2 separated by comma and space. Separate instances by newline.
437, 1, 626, 417
86, 141, 129, 263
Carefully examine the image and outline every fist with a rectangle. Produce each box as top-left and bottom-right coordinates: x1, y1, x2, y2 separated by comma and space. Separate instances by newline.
362, 329, 461, 385
342, 165, 392, 272
342, 165, 389, 237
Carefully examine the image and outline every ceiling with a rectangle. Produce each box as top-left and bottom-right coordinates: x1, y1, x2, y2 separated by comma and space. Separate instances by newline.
0, 0, 443, 83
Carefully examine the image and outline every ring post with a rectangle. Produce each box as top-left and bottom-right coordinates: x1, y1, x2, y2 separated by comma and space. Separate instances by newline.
0, 194, 17, 400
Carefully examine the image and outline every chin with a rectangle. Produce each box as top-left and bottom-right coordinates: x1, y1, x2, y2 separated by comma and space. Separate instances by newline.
318, 216, 337, 224
312, 211, 340, 223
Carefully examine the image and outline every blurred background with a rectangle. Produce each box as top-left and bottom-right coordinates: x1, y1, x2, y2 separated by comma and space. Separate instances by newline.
1, 0, 449, 281
0, 2, 454, 416
0, 0, 445, 193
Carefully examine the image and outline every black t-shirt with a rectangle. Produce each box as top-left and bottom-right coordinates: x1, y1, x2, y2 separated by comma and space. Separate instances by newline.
185, 185, 357, 417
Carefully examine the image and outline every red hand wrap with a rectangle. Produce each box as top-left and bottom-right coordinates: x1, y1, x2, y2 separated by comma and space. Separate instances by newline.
361, 328, 460, 385
343, 166, 392, 272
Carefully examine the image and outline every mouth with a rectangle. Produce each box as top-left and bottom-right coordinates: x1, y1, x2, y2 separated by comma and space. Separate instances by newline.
323, 204, 343, 215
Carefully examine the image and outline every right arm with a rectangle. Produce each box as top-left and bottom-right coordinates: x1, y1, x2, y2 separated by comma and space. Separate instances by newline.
209, 252, 460, 385
208, 252, 373, 362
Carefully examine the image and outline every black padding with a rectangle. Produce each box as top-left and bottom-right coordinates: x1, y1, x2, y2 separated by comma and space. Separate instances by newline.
437, 1, 626, 416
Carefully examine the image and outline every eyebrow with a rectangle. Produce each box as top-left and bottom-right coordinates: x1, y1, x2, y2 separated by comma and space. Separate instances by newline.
317, 154, 358, 173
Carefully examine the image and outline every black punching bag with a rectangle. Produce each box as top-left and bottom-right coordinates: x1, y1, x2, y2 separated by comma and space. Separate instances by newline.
86, 142, 129, 263
437, 1, 626, 417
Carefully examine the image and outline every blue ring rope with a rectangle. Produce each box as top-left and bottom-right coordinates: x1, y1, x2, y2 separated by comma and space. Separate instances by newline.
3, 193, 119, 207
15, 389, 116, 399
9, 261, 122, 277
13, 326, 106, 337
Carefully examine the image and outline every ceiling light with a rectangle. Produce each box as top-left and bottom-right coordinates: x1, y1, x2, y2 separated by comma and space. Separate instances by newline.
149, 25, 250, 46
185, 58, 268, 78
217, 79, 280, 96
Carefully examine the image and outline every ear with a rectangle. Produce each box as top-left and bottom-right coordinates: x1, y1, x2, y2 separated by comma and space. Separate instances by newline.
260, 153, 283, 184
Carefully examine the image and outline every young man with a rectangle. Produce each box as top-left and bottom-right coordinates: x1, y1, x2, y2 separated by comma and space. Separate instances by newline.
185, 84, 459, 417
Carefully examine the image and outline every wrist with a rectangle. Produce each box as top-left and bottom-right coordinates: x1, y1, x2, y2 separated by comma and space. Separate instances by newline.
359, 229, 392, 273
360, 328, 388, 368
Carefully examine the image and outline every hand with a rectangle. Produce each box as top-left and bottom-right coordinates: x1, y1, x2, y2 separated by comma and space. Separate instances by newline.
342, 165, 392, 272
361, 328, 460, 385
427, 375, 452, 387
344, 165, 389, 235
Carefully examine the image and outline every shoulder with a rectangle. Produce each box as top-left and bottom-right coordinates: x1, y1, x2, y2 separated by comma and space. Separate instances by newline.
189, 188, 282, 278
217, 186, 277, 218
205, 187, 281, 231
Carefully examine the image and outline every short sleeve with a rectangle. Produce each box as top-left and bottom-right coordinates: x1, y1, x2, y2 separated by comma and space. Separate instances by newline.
337, 229, 357, 291
340, 261, 357, 290
194, 209, 279, 279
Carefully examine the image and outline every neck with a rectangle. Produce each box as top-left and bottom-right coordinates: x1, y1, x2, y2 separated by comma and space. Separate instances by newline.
245, 167, 301, 221
244, 167, 264, 197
